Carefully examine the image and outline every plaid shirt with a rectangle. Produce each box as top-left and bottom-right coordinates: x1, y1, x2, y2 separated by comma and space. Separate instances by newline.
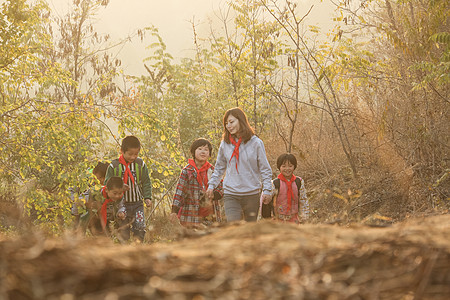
172, 164, 223, 226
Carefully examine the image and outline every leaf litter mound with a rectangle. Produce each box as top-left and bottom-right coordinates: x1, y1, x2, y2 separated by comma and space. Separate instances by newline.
1, 214, 450, 299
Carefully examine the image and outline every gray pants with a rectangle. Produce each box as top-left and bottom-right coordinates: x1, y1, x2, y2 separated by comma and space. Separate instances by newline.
223, 193, 260, 222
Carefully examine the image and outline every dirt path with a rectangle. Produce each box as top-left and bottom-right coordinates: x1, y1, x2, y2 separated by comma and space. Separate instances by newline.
1, 214, 450, 299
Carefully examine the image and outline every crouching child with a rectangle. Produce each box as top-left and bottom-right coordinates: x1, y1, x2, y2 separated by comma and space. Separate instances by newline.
100, 176, 127, 236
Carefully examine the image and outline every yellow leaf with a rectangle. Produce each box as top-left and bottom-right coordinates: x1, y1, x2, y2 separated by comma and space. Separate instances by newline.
372, 214, 392, 221
332, 193, 347, 203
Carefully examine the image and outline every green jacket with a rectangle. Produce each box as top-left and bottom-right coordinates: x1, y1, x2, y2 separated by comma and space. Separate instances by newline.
104, 157, 152, 202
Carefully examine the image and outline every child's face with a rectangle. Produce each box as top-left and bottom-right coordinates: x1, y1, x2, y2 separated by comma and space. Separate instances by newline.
195, 145, 210, 163
122, 147, 140, 163
226, 114, 240, 136
93, 172, 105, 185
280, 160, 295, 178
106, 187, 124, 202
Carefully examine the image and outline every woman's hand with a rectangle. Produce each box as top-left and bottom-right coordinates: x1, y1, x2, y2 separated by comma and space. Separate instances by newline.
262, 194, 272, 204
205, 188, 214, 201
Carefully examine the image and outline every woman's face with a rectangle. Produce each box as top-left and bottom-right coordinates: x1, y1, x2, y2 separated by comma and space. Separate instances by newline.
226, 114, 240, 136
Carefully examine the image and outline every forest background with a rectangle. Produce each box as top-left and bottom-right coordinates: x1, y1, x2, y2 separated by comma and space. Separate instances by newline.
0, 0, 448, 236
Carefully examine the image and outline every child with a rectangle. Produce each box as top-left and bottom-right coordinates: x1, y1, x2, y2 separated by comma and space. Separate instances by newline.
80, 161, 109, 235
100, 176, 126, 235
104, 136, 152, 242
92, 162, 108, 187
262, 153, 309, 223
206, 107, 272, 222
71, 161, 109, 233
69, 187, 89, 228
170, 138, 223, 227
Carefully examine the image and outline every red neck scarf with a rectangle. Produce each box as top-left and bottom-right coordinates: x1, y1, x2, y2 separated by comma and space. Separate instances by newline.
99, 186, 111, 229
278, 173, 296, 212
229, 134, 242, 173
119, 154, 135, 185
188, 159, 211, 189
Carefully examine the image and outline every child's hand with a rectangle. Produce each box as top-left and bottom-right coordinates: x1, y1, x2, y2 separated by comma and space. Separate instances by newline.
205, 189, 214, 201
144, 198, 152, 208
262, 194, 272, 204
117, 211, 126, 220
123, 184, 130, 192
169, 213, 180, 224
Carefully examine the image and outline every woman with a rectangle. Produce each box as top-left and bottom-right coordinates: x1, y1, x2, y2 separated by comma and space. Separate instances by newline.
206, 107, 272, 222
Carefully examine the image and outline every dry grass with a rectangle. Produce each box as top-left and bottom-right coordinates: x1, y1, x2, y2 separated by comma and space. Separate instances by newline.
1, 214, 450, 299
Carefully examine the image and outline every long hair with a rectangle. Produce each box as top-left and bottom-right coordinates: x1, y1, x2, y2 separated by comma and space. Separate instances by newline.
222, 107, 255, 144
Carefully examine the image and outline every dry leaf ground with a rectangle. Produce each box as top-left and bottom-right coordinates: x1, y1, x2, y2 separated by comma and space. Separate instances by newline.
1, 214, 450, 299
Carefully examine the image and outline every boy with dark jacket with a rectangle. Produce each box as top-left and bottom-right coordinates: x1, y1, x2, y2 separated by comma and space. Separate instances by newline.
105, 136, 152, 242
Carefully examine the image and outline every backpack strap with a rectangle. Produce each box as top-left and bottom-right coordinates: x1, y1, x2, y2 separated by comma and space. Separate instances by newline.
273, 178, 280, 191
274, 177, 302, 194
110, 160, 123, 178
111, 158, 144, 182
134, 158, 144, 183
295, 177, 302, 194
262, 178, 279, 219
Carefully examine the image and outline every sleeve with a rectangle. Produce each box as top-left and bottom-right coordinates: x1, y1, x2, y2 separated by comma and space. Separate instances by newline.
104, 163, 115, 185
257, 139, 273, 195
208, 141, 227, 190
141, 161, 153, 200
271, 180, 278, 199
117, 198, 126, 216
69, 188, 78, 215
298, 178, 310, 221
172, 168, 188, 211
88, 188, 103, 211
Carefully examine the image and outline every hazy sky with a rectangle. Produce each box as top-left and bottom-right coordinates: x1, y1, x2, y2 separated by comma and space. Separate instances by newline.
46, 0, 336, 75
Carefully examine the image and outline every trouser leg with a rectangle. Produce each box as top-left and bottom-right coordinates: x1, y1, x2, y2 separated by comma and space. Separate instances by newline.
223, 193, 260, 222
132, 204, 146, 242
223, 194, 243, 222
242, 193, 260, 222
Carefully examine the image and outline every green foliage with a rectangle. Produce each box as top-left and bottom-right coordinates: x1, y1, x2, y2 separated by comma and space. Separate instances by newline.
0, 0, 121, 233
2, 0, 448, 235
375, 0, 450, 89
413, 31, 450, 87
431, 32, 450, 46
139, 28, 223, 157
113, 75, 185, 200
